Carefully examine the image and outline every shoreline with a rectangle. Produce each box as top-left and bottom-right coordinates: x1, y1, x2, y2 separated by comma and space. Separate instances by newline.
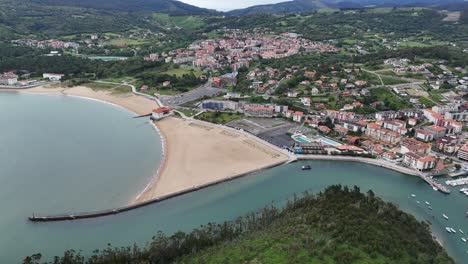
11, 85, 289, 205
8, 85, 447, 221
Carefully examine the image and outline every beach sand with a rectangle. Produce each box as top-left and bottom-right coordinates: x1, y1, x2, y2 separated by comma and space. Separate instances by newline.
23, 85, 288, 203
27, 86, 158, 115
135, 117, 288, 202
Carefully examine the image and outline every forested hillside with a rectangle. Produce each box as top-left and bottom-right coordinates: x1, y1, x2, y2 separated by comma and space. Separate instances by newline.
24, 186, 453, 264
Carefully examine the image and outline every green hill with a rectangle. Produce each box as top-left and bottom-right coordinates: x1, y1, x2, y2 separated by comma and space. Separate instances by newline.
24, 185, 453, 264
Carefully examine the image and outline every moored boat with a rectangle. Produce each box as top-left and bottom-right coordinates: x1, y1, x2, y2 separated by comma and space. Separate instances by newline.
301, 165, 311, 170
443, 214, 449, 220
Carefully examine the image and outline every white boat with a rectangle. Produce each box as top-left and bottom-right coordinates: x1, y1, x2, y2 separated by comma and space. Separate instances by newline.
450, 228, 456, 233
446, 227, 452, 233
425, 201, 430, 205
443, 214, 449, 220
428, 206, 432, 210
416, 201, 421, 204
411, 194, 416, 197
433, 186, 438, 191
460, 229, 464, 234
462, 238, 467, 243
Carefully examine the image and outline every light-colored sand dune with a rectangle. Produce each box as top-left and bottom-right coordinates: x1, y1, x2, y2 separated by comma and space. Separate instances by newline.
135, 117, 288, 202
22, 85, 288, 203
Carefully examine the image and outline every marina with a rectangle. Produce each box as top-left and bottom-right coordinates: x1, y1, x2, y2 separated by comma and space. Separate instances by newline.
446, 177, 468, 187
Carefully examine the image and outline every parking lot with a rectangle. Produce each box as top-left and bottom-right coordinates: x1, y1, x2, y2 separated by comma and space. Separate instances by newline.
227, 117, 303, 148
159, 84, 227, 107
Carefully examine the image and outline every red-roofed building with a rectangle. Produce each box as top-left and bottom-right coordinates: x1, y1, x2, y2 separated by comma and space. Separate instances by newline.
318, 126, 331, 134
365, 123, 401, 145
212, 77, 222, 88
403, 152, 436, 171
335, 145, 365, 154
152, 107, 173, 120
293, 111, 304, 123
425, 125, 447, 139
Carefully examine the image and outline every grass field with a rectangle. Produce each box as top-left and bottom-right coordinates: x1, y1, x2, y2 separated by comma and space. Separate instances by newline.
370, 87, 412, 110
176, 108, 198, 117
418, 96, 436, 108
102, 38, 149, 46
152, 13, 206, 30
380, 76, 410, 85
195, 112, 243, 124
429, 89, 450, 104
163, 67, 204, 77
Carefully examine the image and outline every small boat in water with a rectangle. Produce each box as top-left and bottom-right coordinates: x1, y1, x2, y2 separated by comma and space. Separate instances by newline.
446, 227, 452, 233
425, 201, 430, 205
462, 238, 467, 243
416, 201, 420, 204
433, 186, 438, 191
443, 214, 449, 220
451, 228, 456, 233
301, 165, 311, 170
428, 206, 432, 210
460, 229, 464, 234
411, 194, 416, 197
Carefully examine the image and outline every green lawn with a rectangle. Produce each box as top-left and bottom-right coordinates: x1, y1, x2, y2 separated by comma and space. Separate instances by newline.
380, 76, 410, 85
370, 87, 412, 110
195, 112, 243, 124
418, 96, 436, 108
176, 108, 198, 117
163, 67, 204, 78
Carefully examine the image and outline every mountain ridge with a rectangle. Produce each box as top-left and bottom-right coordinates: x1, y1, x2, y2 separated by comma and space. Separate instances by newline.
5, 0, 218, 15
227, 0, 467, 16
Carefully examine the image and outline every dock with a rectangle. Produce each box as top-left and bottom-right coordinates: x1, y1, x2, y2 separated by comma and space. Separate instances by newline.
446, 177, 468, 187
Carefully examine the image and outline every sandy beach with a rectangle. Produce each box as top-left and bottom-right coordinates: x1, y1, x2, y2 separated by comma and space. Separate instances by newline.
22, 85, 289, 203
26, 86, 158, 115
135, 117, 288, 202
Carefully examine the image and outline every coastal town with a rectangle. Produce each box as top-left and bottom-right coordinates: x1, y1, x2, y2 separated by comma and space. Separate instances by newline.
3, 28, 468, 197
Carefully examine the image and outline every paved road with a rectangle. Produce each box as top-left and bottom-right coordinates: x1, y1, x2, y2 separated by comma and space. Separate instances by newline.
159, 82, 227, 107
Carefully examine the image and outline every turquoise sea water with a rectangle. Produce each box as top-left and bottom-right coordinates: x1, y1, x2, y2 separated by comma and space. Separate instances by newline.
0, 92, 467, 263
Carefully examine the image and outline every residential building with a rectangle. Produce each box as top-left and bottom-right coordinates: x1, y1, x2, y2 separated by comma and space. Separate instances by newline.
43, 73, 64, 81
0, 72, 18, 85
425, 125, 447, 139
434, 136, 458, 154
201, 100, 239, 110
458, 143, 468, 161
375, 111, 399, 121
415, 129, 434, 142
445, 110, 468, 122
403, 152, 436, 171
293, 111, 304, 123
400, 138, 431, 155
244, 104, 274, 117
382, 119, 407, 135
365, 123, 401, 145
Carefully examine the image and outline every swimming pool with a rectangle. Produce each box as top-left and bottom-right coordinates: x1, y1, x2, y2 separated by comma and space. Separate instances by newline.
319, 137, 342, 147
292, 135, 311, 143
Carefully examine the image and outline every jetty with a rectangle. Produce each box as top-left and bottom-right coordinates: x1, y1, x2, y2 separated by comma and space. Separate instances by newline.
133, 113, 152, 119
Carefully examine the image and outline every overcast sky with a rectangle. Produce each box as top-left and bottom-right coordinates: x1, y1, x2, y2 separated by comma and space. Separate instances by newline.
179, 0, 288, 11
